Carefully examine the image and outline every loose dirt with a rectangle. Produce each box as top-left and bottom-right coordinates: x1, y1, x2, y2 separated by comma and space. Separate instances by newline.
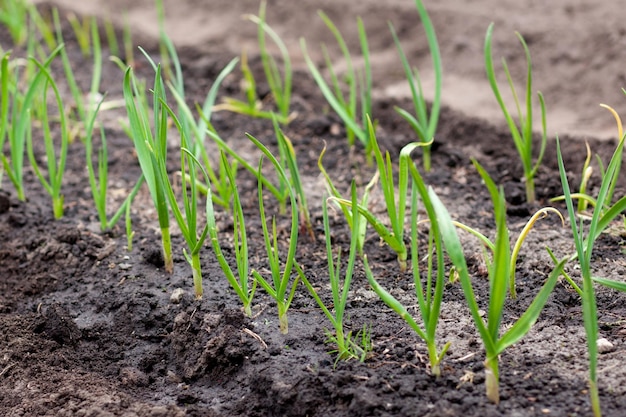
2, 1, 626, 416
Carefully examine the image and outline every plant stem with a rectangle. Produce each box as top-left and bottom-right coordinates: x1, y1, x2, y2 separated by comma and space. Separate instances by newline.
278, 304, 289, 334
397, 253, 407, 273
427, 342, 441, 377
52, 196, 64, 220
161, 227, 173, 274
590, 380, 601, 417
485, 356, 500, 404
125, 201, 133, 252
335, 328, 347, 358
525, 176, 535, 204
191, 252, 203, 299
243, 302, 252, 318
423, 148, 431, 173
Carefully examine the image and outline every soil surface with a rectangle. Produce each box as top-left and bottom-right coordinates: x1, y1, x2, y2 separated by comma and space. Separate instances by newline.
2, 1, 626, 416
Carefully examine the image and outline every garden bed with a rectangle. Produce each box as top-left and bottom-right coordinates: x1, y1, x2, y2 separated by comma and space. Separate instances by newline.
2, 1, 626, 416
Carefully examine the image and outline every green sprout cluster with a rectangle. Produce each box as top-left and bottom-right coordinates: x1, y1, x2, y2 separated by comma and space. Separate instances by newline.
2, 0, 626, 415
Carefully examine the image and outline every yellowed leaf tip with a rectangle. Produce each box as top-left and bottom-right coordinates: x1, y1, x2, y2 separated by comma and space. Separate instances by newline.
600, 103, 623, 140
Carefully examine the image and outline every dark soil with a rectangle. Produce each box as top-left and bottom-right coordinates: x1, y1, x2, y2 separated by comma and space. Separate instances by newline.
2, 2, 626, 417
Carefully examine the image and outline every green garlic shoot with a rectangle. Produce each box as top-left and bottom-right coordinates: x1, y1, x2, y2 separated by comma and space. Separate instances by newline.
389, 0, 442, 172
433, 159, 566, 404
205, 152, 256, 316
300, 11, 373, 163
485, 23, 547, 204
364, 151, 451, 376
26, 56, 70, 219
299, 184, 371, 362
123, 64, 173, 274
248, 133, 301, 334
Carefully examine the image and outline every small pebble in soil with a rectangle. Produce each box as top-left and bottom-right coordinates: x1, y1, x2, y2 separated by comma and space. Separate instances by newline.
597, 337, 615, 353
56, 227, 81, 244
119, 366, 149, 387
170, 288, 185, 304
167, 370, 182, 383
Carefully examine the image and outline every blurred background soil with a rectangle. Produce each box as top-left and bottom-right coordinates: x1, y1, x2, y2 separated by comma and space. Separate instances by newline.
39, 0, 626, 139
